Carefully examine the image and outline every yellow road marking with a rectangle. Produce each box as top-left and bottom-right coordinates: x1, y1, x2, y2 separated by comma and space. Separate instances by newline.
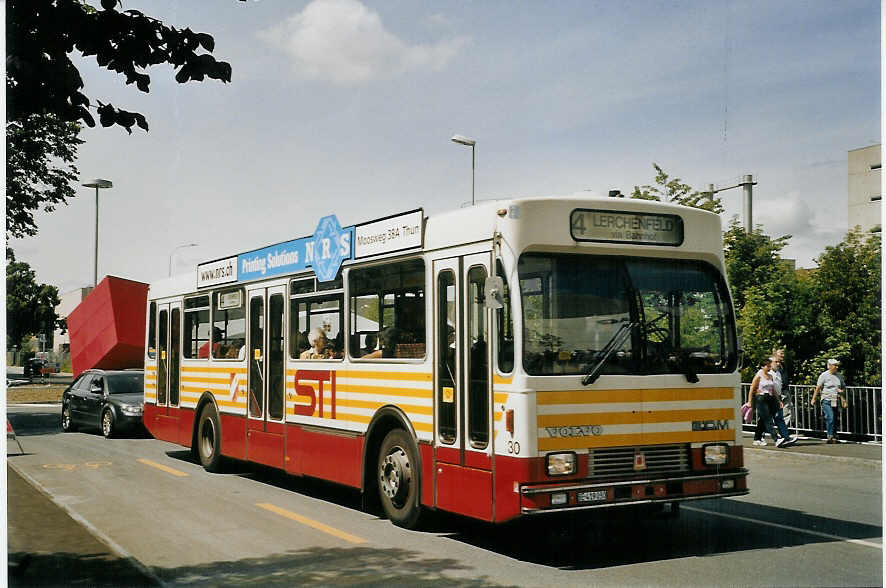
256, 502, 367, 544
137, 458, 189, 477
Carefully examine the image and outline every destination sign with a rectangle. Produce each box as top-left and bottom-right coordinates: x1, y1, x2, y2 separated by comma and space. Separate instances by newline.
570, 209, 683, 246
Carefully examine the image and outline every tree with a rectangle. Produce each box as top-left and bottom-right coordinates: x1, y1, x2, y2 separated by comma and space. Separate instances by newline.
6, 0, 233, 238
799, 229, 882, 386
6, 114, 84, 239
722, 221, 791, 313
6, 250, 63, 350
630, 163, 725, 214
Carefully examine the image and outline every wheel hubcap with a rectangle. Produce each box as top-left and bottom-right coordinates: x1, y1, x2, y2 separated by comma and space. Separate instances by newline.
200, 418, 215, 458
103, 413, 111, 435
380, 446, 411, 506
63, 407, 70, 427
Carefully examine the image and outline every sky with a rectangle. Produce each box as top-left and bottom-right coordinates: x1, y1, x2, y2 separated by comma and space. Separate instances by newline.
9, 0, 881, 294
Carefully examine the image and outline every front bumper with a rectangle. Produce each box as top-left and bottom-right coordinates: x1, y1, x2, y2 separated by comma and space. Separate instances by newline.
520, 469, 749, 515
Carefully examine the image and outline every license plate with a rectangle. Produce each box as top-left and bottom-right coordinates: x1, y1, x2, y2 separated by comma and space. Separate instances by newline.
577, 490, 608, 503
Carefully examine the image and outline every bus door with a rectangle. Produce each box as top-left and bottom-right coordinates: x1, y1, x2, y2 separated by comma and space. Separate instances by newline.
246, 285, 286, 469
433, 253, 494, 520
152, 301, 181, 442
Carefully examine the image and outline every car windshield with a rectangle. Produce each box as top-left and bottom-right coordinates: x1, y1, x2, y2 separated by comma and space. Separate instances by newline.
105, 373, 144, 394
519, 253, 738, 376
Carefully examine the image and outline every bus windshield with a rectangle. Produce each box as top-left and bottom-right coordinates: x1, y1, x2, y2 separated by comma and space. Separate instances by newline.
519, 253, 738, 377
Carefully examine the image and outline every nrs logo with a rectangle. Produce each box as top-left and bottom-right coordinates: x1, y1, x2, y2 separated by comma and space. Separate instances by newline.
692, 419, 731, 431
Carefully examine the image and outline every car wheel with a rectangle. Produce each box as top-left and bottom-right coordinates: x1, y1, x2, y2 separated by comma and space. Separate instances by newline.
197, 404, 223, 472
101, 409, 115, 438
377, 429, 424, 529
62, 404, 77, 432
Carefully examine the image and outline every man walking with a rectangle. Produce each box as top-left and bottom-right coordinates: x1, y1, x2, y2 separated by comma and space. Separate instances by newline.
773, 348, 792, 427
811, 359, 848, 443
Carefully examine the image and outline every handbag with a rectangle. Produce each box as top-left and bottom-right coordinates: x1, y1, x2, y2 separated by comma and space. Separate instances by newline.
741, 402, 753, 423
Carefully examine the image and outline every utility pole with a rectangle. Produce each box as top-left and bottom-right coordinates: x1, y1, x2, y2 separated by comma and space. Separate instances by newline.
708, 174, 757, 232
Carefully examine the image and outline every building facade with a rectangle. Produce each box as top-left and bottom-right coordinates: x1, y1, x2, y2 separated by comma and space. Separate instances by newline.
848, 144, 881, 233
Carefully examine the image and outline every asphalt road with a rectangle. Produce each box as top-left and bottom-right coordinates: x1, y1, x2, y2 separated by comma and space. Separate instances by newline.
7, 404, 883, 587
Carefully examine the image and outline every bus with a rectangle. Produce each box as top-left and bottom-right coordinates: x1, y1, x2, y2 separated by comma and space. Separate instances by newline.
143, 198, 747, 528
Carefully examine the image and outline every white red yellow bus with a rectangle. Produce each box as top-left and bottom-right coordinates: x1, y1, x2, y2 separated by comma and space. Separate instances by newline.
143, 198, 747, 528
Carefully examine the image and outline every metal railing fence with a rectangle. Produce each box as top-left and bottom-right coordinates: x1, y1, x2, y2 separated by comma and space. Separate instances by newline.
741, 384, 882, 443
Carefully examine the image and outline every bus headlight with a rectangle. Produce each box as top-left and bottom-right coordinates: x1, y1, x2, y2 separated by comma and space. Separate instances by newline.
546, 452, 577, 476
703, 444, 729, 465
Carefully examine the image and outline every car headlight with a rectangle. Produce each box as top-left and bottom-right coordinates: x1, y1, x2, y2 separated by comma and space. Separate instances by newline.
120, 404, 143, 416
704, 443, 729, 465
546, 452, 577, 476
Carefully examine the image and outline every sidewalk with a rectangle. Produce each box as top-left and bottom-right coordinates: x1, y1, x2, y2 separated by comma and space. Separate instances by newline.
7, 465, 158, 587
740, 432, 882, 463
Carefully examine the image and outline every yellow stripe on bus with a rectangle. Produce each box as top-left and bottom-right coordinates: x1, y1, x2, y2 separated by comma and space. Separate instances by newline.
537, 408, 735, 427
180, 365, 247, 373
333, 398, 433, 415
493, 393, 508, 404
536, 388, 735, 405
283, 410, 433, 432
285, 369, 432, 383
538, 429, 736, 451
493, 374, 513, 385
335, 384, 431, 399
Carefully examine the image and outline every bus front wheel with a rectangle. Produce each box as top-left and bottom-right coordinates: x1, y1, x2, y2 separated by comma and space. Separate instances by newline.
197, 404, 223, 472
377, 429, 423, 529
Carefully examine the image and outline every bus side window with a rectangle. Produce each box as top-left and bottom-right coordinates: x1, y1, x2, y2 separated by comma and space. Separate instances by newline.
183, 295, 210, 359
496, 259, 514, 373
348, 258, 426, 360
147, 302, 157, 359
290, 294, 344, 359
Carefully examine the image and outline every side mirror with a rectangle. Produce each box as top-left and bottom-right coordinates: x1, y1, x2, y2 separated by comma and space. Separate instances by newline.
90, 384, 102, 394
484, 276, 505, 310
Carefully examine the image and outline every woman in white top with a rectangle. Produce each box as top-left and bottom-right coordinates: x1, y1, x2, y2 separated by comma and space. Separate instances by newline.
745, 358, 780, 446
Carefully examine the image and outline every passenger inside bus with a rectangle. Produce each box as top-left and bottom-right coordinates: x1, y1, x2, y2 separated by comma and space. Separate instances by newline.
361, 333, 378, 357
300, 327, 337, 359
224, 339, 245, 360
363, 327, 400, 359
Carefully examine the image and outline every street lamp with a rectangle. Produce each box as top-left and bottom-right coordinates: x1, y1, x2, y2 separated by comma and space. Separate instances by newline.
451, 134, 476, 206
169, 243, 199, 276
82, 179, 113, 287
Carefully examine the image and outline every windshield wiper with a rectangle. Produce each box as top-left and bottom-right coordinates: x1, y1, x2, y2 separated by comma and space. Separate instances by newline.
582, 321, 637, 386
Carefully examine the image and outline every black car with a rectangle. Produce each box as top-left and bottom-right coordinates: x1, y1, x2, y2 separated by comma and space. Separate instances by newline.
61, 369, 145, 438
23, 357, 48, 379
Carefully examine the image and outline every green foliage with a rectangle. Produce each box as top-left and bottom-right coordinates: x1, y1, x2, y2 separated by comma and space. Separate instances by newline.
722, 220, 791, 313
6, 114, 84, 239
6, 250, 63, 349
799, 229, 881, 386
7, 0, 232, 133
630, 164, 725, 214
6, 0, 232, 239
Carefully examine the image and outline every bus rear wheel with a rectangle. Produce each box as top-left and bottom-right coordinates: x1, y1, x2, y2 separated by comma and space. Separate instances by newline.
377, 429, 423, 529
197, 404, 223, 472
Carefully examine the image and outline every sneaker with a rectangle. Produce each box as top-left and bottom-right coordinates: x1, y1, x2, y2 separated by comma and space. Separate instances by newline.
775, 437, 787, 447
826, 437, 835, 444
781, 436, 797, 447
753, 439, 767, 446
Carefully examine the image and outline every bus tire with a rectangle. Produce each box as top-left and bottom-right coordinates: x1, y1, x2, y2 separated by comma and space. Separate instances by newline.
197, 404, 223, 472
377, 428, 423, 529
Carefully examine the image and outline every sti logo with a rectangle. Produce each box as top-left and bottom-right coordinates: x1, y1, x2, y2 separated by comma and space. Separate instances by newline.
692, 419, 731, 431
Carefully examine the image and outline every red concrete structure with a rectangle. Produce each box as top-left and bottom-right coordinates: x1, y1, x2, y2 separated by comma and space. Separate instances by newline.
67, 276, 149, 378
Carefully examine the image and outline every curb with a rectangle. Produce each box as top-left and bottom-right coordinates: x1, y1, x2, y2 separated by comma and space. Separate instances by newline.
8, 462, 166, 587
